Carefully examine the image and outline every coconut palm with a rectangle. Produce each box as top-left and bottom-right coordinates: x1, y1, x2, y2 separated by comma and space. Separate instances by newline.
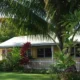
0, 0, 80, 50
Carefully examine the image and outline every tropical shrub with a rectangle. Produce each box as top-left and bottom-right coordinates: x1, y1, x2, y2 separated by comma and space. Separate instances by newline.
20, 42, 31, 65
54, 52, 75, 72
0, 42, 31, 72
0, 48, 23, 71
49, 51, 76, 80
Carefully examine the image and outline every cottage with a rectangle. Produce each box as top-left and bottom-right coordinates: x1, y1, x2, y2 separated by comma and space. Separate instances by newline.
0, 35, 80, 71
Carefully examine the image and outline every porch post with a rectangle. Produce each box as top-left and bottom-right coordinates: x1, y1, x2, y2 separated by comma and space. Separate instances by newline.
5, 48, 7, 59
74, 46, 76, 58
51, 45, 54, 62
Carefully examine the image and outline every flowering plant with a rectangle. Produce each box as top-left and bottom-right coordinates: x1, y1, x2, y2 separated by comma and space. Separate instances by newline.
20, 42, 31, 65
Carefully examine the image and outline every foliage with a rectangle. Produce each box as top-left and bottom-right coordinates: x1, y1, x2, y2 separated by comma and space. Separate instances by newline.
0, 48, 23, 71
48, 72, 80, 80
0, 0, 80, 42
64, 72, 80, 80
49, 52, 75, 73
0, 43, 31, 72
0, 60, 5, 71
54, 52, 75, 71
23, 69, 47, 74
0, 0, 80, 48
48, 51, 77, 80
20, 42, 31, 65
0, 18, 21, 42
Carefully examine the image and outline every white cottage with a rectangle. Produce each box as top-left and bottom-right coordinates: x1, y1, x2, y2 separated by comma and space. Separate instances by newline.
0, 35, 80, 71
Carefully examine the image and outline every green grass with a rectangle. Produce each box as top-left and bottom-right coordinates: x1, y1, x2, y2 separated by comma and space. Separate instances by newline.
0, 72, 50, 80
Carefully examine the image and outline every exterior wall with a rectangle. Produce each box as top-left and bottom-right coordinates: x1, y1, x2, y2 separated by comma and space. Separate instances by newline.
31, 47, 37, 58
54, 45, 59, 53
0, 48, 11, 60
0, 49, 3, 60
74, 58, 80, 71
75, 57, 80, 62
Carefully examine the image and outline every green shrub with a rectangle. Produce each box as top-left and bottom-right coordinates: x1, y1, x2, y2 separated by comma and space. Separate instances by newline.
48, 51, 77, 80
23, 69, 47, 74
0, 60, 5, 71
0, 48, 24, 72
66, 72, 80, 80
58, 72, 80, 80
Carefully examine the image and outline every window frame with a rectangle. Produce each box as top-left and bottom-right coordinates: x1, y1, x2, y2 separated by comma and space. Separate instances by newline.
37, 47, 52, 58
26, 49, 32, 57
70, 43, 80, 57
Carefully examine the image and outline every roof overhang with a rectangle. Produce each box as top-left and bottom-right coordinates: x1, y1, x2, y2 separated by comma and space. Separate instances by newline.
0, 36, 58, 48
0, 35, 80, 48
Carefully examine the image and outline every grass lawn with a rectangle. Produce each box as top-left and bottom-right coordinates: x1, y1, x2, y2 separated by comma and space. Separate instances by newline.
0, 72, 50, 80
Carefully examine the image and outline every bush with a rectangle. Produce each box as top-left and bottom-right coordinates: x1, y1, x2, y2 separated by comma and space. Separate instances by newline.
58, 72, 80, 80
23, 69, 48, 74
47, 72, 80, 80
48, 51, 77, 80
0, 48, 24, 72
0, 60, 5, 71
65, 72, 80, 80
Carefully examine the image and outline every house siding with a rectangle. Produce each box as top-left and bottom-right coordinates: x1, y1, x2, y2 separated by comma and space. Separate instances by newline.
31, 47, 37, 58
0, 49, 2, 60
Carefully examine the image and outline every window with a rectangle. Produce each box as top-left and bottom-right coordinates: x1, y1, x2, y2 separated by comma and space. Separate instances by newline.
37, 47, 52, 58
70, 47, 75, 56
45, 48, 52, 57
37, 48, 44, 57
26, 49, 31, 57
70, 44, 80, 57
75, 44, 80, 57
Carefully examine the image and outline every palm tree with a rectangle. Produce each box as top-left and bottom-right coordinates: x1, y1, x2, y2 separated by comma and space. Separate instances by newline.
0, 0, 80, 49
0, 0, 80, 72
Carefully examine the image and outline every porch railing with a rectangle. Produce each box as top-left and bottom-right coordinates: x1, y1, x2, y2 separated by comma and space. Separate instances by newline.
76, 62, 80, 72
24, 60, 80, 71
24, 60, 53, 69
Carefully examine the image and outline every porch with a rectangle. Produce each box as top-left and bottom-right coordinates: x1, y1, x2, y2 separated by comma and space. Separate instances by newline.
24, 60, 80, 72
1, 43, 80, 72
